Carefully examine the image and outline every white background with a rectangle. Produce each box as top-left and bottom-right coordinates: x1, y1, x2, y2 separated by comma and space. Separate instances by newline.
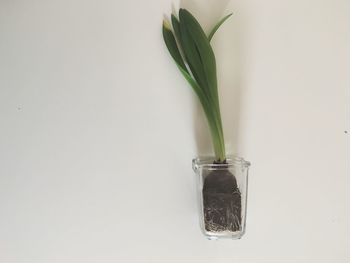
1, 0, 349, 262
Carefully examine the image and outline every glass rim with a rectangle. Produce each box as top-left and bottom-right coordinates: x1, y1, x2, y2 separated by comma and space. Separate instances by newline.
192, 156, 251, 170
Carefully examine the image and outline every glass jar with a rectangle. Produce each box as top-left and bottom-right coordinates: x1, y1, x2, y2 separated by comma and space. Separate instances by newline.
192, 157, 250, 240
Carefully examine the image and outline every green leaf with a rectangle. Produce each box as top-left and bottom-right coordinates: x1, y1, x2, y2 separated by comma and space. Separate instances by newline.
208, 13, 233, 42
171, 15, 182, 46
162, 20, 188, 73
178, 15, 208, 93
179, 9, 226, 161
179, 9, 218, 106
171, 15, 188, 66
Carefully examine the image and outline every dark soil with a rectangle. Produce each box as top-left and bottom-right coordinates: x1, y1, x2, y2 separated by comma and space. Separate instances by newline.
203, 168, 242, 232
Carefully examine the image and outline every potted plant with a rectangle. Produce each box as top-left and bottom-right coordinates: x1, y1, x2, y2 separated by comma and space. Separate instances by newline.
162, 8, 250, 239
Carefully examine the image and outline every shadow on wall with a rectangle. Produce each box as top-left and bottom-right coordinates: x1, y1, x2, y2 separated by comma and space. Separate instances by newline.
179, 0, 245, 158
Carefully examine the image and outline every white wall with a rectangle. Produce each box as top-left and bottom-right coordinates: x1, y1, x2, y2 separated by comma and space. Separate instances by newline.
0, 0, 349, 262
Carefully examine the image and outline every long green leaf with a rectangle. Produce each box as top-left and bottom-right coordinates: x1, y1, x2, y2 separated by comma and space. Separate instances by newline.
179, 9, 226, 160
179, 9, 218, 107
208, 13, 233, 42
162, 20, 187, 72
171, 15, 182, 47
178, 16, 208, 94
171, 15, 188, 68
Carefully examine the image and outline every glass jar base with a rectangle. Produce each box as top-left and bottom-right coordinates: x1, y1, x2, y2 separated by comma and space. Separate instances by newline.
203, 229, 246, 240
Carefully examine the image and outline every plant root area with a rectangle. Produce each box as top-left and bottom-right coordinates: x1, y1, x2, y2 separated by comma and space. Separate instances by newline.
203, 169, 241, 232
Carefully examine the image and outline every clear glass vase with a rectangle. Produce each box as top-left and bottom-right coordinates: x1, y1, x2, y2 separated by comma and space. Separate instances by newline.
192, 157, 250, 240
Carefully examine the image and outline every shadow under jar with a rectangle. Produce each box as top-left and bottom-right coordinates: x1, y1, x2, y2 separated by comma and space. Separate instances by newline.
192, 157, 250, 240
